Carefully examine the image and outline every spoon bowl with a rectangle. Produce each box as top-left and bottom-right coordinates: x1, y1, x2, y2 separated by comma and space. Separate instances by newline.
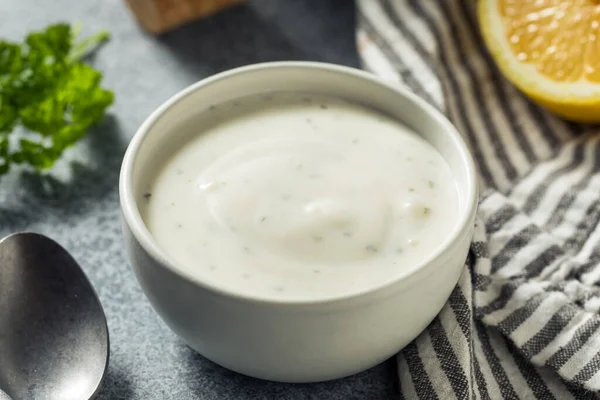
0, 232, 109, 400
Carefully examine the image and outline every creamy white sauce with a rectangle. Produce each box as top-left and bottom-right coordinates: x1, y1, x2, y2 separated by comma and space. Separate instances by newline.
142, 93, 459, 299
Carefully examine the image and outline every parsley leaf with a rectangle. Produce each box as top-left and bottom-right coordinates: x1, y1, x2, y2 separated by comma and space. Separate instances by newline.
0, 23, 113, 175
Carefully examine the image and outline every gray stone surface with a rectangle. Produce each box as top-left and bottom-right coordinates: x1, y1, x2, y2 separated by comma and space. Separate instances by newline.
0, 0, 398, 398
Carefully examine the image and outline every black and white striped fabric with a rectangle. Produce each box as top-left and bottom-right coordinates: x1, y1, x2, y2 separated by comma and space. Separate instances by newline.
356, 1, 600, 398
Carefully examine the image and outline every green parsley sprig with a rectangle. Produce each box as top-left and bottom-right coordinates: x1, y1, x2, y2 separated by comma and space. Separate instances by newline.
0, 23, 114, 175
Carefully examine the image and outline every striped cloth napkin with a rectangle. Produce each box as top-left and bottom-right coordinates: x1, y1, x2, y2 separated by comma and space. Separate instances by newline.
356, 1, 600, 399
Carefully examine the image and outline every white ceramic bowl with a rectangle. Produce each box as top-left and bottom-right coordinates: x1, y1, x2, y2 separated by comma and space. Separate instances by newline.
119, 62, 478, 383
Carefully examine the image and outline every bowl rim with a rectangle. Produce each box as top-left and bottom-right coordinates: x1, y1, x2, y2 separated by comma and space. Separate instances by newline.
119, 61, 479, 306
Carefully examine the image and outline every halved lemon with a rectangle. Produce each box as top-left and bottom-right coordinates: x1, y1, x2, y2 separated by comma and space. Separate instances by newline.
479, 0, 600, 123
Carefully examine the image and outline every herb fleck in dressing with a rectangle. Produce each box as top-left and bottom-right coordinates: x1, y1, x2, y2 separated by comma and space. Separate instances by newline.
142, 93, 459, 299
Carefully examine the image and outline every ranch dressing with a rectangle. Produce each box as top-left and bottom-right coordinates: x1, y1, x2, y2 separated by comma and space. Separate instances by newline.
141, 93, 459, 299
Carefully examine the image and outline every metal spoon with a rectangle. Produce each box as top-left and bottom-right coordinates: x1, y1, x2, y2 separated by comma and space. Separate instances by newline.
0, 232, 109, 400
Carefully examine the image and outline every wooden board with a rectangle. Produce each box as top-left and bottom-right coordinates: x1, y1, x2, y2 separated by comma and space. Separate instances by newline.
124, 0, 245, 34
